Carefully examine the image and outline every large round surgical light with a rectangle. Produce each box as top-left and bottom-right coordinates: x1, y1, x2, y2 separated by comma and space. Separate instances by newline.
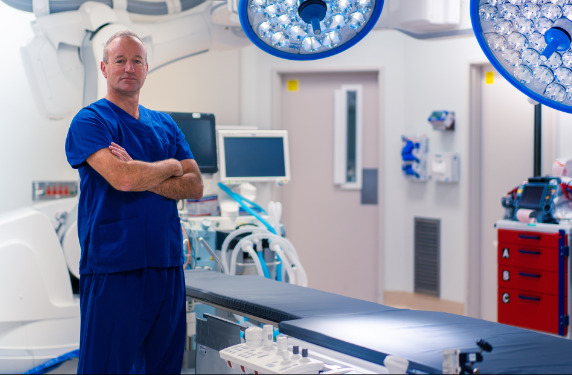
472, 0, 572, 113
239, 0, 384, 60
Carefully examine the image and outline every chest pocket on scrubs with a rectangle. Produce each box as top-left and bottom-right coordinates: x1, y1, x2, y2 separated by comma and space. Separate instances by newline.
93, 217, 146, 270
147, 138, 177, 162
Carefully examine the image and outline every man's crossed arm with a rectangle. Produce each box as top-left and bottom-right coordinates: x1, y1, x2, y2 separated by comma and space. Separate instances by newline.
87, 142, 203, 200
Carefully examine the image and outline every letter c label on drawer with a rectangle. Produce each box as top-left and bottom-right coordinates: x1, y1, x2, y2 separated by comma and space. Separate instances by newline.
502, 293, 510, 304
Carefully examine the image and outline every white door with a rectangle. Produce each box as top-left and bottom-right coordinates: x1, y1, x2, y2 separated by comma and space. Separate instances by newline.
275, 71, 381, 303
471, 64, 556, 321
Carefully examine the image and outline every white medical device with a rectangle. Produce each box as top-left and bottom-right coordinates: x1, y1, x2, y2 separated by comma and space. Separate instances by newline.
428, 110, 455, 131
217, 130, 291, 185
17, 1, 250, 119
429, 152, 460, 183
552, 158, 572, 178
0, 204, 80, 373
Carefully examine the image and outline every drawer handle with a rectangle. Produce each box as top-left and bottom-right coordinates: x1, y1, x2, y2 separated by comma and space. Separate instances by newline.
518, 272, 541, 278
518, 249, 541, 255
518, 295, 541, 302
518, 234, 541, 240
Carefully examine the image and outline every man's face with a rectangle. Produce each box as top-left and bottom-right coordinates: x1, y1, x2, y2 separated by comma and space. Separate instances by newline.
101, 36, 148, 96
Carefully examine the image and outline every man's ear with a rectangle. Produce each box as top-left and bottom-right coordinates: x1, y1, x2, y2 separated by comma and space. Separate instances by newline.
101, 61, 108, 78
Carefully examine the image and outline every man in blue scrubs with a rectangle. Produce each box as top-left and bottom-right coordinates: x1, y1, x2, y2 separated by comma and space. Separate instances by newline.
65, 30, 203, 374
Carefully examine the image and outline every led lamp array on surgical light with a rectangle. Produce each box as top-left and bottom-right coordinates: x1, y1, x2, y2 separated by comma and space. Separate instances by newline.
472, 0, 572, 113
239, 0, 384, 60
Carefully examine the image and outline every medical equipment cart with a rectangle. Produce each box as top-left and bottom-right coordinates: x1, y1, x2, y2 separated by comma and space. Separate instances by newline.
496, 220, 570, 338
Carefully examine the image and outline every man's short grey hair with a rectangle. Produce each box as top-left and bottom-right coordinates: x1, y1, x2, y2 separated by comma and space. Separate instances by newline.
102, 30, 147, 64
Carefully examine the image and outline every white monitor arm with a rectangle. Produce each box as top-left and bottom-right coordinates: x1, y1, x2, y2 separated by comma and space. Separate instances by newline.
16, 0, 248, 119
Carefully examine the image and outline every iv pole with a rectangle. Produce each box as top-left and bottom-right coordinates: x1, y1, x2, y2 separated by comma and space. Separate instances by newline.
534, 103, 541, 177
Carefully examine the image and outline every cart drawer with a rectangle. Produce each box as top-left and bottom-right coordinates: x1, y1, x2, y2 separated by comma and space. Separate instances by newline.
498, 287, 567, 336
498, 229, 560, 248
498, 266, 566, 296
498, 243, 561, 272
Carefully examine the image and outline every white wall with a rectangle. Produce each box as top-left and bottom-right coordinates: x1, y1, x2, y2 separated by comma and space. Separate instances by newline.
239, 30, 489, 303
6, 2, 572, 307
0, 5, 490, 304
140, 48, 242, 125
0, 5, 78, 213
557, 112, 572, 159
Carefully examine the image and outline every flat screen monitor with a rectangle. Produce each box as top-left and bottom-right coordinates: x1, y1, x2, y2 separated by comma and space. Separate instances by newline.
518, 184, 547, 210
166, 112, 218, 174
218, 129, 291, 184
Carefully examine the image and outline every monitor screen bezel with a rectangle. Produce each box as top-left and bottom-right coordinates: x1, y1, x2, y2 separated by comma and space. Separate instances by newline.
217, 129, 291, 184
518, 183, 548, 210
166, 112, 218, 174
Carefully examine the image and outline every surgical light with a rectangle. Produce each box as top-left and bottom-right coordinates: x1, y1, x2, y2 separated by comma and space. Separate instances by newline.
471, 0, 572, 113
238, 0, 384, 60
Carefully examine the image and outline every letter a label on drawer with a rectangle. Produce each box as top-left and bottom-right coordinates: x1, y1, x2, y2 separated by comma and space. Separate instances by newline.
502, 248, 510, 259
502, 293, 510, 304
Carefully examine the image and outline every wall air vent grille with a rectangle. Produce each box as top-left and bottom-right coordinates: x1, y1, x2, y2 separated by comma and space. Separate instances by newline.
414, 217, 440, 297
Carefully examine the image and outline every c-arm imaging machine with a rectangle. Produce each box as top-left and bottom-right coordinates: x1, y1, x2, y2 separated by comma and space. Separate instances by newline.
7, 0, 250, 119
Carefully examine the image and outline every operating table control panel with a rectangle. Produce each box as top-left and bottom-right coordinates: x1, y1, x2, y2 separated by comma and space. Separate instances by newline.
219, 326, 324, 374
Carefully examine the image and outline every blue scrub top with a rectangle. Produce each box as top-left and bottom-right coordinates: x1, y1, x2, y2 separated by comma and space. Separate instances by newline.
65, 99, 194, 275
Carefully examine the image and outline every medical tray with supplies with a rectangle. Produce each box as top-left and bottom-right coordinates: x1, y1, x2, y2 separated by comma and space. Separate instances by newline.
219, 329, 324, 375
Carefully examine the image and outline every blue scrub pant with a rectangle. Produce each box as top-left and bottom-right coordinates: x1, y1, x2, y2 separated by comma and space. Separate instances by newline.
77, 267, 186, 374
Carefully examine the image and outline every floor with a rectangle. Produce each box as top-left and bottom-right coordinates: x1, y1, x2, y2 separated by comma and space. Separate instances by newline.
45, 358, 197, 374
46, 358, 78, 374
383, 291, 465, 316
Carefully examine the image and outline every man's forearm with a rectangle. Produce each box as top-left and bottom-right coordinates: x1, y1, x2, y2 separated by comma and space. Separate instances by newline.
117, 159, 183, 192
149, 172, 203, 200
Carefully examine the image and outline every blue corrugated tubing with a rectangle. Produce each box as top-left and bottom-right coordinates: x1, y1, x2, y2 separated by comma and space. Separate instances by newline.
218, 182, 285, 280
23, 349, 79, 374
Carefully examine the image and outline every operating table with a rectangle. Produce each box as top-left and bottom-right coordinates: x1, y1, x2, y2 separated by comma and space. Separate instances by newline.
184, 270, 572, 374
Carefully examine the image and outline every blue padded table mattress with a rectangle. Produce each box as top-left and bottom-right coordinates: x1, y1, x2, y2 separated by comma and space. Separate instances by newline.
184, 270, 398, 322
279, 310, 572, 374
185, 270, 572, 374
